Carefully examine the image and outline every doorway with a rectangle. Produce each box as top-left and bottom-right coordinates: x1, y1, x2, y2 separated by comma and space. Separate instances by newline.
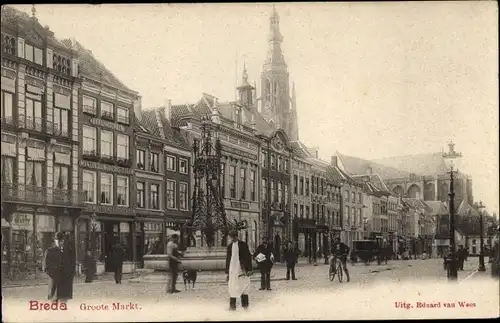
103, 221, 119, 272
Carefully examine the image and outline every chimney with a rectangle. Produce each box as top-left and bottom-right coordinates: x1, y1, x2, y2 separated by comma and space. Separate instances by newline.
134, 96, 142, 120
331, 156, 337, 166
165, 99, 172, 121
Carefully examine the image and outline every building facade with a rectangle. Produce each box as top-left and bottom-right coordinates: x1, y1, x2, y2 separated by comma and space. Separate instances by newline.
1, 7, 85, 280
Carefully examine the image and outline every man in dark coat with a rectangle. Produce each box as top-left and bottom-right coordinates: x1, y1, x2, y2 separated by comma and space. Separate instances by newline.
283, 241, 298, 280
110, 242, 124, 284
44, 232, 75, 302
457, 245, 466, 271
225, 229, 253, 311
83, 250, 96, 283
253, 236, 275, 291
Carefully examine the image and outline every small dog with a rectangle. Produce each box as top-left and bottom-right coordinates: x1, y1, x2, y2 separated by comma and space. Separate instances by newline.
182, 269, 198, 290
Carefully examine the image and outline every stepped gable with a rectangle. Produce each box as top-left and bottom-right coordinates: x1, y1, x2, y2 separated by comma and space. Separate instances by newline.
337, 152, 411, 179
371, 152, 448, 176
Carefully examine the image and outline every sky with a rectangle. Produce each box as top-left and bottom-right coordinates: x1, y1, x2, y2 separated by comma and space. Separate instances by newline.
11, 2, 499, 215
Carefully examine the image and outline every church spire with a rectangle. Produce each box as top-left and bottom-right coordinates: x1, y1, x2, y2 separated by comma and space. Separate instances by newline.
289, 81, 299, 141
265, 5, 286, 68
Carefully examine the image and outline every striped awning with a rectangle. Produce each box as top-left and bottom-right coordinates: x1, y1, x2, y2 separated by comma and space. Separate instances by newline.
27, 147, 45, 161
1, 142, 16, 157
54, 152, 71, 165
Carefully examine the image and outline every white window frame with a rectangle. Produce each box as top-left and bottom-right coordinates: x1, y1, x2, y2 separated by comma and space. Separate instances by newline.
100, 130, 114, 158
117, 176, 129, 207
166, 180, 176, 209
150, 183, 160, 210
117, 134, 129, 159
136, 181, 145, 208
179, 158, 188, 174
101, 100, 114, 117
24, 43, 34, 62
34, 47, 43, 65
166, 155, 176, 171
179, 182, 188, 210
100, 173, 113, 205
82, 126, 96, 153
117, 106, 129, 124
83, 96, 97, 115
83, 170, 96, 204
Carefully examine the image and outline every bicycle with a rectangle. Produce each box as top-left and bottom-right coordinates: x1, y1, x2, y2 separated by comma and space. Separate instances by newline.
328, 255, 345, 283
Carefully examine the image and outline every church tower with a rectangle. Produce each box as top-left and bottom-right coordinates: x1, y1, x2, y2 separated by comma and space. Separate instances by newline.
259, 5, 299, 141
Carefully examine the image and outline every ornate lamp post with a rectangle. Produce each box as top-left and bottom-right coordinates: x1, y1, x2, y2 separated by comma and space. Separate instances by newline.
442, 141, 462, 281
186, 113, 247, 249
473, 201, 486, 272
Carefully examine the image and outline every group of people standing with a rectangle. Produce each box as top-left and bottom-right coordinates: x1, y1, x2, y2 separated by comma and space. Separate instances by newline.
44, 232, 126, 303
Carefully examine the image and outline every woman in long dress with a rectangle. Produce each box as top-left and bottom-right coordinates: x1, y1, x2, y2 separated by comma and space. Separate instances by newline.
225, 230, 253, 311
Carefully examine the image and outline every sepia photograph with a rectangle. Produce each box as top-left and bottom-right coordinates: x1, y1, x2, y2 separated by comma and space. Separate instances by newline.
1, 2, 498, 321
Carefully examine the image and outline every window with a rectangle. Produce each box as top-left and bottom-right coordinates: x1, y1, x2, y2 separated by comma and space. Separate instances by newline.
100, 130, 113, 158
116, 134, 129, 160
179, 159, 188, 174
100, 173, 113, 205
25, 161, 43, 187
358, 193, 362, 204
270, 154, 276, 169
250, 170, 256, 201
150, 184, 159, 209
305, 179, 310, 196
166, 180, 176, 208
53, 107, 69, 137
277, 181, 283, 204
53, 164, 69, 190
344, 190, 349, 201
293, 175, 298, 194
83, 171, 96, 203
261, 152, 267, 168
240, 168, 246, 200
277, 156, 282, 171
136, 182, 145, 208
116, 176, 129, 206
1, 91, 13, 121
294, 204, 298, 217
34, 47, 43, 65
345, 206, 349, 224
300, 205, 304, 217
262, 178, 267, 202
229, 166, 236, 199
1, 156, 15, 184
117, 106, 129, 124
101, 101, 114, 119
24, 43, 34, 62
284, 183, 289, 205
136, 149, 145, 169
300, 177, 304, 195
166, 155, 175, 171
150, 152, 159, 172
352, 192, 356, 202
306, 206, 310, 218
82, 126, 97, 155
83, 96, 97, 115
271, 180, 276, 202
25, 97, 42, 131
220, 163, 226, 198
179, 183, 188, 210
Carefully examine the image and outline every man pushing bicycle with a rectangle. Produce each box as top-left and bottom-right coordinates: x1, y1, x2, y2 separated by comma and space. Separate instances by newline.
329, 237, 350, 282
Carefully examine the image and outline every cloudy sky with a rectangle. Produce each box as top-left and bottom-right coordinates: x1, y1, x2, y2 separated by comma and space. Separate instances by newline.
12, 2, 498, 214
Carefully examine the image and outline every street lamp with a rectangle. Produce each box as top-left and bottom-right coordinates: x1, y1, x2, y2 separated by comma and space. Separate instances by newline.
473, 201, 486, 272
442, 141, 462, 281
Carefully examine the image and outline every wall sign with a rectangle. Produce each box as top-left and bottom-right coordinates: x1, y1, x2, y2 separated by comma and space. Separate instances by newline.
89, 118, 126, 132
230, 202, 250, 209
222, 146, 257, 161
79, 160, 133, 175
85, 204, 135, 215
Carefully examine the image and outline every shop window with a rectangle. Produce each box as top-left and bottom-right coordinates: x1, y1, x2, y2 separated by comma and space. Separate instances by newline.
119, 222, 132, 262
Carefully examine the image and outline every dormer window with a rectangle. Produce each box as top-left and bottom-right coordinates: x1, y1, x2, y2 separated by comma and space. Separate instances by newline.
2, 35, 16, 55
53, 53, 71, 76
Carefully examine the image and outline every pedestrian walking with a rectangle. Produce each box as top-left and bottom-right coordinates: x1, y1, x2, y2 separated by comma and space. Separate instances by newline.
166, 234, 182, 294
111, 242, 124, 284
254, 237, 275, 291
457, 245, 466, 271
225, 229, 253, 311
284, 241, 298, 280
83, 250, 95, 283
44, 232, 75, 303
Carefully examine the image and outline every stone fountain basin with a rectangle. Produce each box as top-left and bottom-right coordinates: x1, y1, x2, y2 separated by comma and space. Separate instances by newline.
144, 247, 227, 272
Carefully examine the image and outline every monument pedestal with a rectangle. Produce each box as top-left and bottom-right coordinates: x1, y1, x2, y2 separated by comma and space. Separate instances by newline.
143, 246, 227, 272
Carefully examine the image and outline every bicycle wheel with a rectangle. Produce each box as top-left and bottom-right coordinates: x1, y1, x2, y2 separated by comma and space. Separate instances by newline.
329, 263, 336, 281
337, 264, 343, 283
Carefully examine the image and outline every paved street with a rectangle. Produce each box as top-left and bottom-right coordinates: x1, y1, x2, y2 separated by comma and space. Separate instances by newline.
4, 258, 497, 322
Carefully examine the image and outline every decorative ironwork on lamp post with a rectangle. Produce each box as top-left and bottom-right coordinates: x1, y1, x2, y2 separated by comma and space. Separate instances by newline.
473, 201, 486, 272
185, 113, 247, 249
442, 141, 462, 281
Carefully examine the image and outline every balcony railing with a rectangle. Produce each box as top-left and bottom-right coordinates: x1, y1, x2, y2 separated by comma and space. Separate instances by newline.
83, 105, 97, 116
14, 115, 69, 138
1, 183, 86, 207
101, 111, 114, 121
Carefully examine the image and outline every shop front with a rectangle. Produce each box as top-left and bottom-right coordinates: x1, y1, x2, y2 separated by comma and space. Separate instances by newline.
293, 218, 316, 260
81, 205, 136, 275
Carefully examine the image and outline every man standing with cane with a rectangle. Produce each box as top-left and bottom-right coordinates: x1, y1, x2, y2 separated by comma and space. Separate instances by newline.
166, 234, 182, 294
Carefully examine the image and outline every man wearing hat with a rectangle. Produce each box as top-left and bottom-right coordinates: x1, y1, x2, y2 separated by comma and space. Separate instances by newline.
44, 232, 75, 302
225, 229, 253, 311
